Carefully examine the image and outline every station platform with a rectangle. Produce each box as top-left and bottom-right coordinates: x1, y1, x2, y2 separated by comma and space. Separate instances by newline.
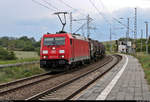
73, 54, 150, 100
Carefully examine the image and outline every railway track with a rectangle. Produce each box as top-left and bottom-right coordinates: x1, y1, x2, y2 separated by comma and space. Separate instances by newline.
0, 68, 78, 97
0, 55, 121, 100
0, 72, 57, 95
26, 54, 121, 100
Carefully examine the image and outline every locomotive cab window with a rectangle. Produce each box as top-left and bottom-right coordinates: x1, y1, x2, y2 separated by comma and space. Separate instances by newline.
55, 37, 65, 45
44, 37, 65, 46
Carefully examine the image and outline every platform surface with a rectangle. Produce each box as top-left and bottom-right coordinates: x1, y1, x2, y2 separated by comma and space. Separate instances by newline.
75, 54, 150, 100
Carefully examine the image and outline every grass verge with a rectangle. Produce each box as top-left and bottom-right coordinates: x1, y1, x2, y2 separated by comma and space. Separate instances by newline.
0, 57, 39, 65
130, 52, 150, 85
14, 51, 39, 59
106, 51, 117, 55
0, 63, 46, 84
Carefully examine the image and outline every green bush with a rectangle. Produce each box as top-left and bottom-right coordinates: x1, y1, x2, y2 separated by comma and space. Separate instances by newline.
0, 36, 41, 51
35, 47, 40, 56
0, 64, 45, 84
23, 45, 35, 51
0, 47, 17, 60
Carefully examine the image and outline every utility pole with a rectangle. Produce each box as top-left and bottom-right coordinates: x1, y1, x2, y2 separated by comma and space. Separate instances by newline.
87, 14, 90, 38
70, 12, 72, 34
127, 18, 130, 42
110, 24, 112, 52
140, 29, 143, 52
134, 8, 137, 53
73, 15, 92, 35
125, 18, 130, 53
81, 26, 85, 36
145, 21, 149, 54
73, 14, 93, 38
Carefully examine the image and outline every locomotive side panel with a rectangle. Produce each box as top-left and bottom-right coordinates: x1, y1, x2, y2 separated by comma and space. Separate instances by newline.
71, 39, 90, 62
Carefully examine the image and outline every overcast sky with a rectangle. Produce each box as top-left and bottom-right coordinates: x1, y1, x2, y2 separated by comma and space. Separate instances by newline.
0, 0, 150, 41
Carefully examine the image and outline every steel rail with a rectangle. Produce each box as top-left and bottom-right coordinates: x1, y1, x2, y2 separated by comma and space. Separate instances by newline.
0, 72, 68, 95
66, 54, 122, 100
0, 56, 108, 96
26, 55, 117, 100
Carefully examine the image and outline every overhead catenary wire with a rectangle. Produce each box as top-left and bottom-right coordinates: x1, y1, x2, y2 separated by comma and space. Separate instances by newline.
91, 0, 134, 33
98, 0, 105, 10
41, 0, 60, 11
112, 17, 135, 33
98, 0, 113, 18
74, 16, 93, 34
96, 0, 122, 40
32, 0, 88, 34
32, 0, 55, 11
93, 19, 108, 35
58, 0, 87, 17
89, 0, 113, 41
57, 0, 92, 35
74, 22, 87, 33
93, 27, 105, 37
32, 0, 99, 37
58, 0, 76, 11
89, 0, 111, 25
98, 0, 135, 33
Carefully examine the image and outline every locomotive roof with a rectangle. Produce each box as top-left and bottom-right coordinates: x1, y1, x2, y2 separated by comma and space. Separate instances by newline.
43, 33, 72, 38
43, 33, 89, 41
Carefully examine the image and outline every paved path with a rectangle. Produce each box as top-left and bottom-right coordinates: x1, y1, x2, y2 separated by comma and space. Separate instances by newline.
75, 54, 150, 100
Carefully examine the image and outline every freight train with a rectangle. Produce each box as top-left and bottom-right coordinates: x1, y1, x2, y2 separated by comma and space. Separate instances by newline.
40, 31, 105, 71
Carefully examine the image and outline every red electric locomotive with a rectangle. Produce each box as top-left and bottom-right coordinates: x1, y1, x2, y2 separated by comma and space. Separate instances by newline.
40, 12, 105, 71
40, 32, 90, 71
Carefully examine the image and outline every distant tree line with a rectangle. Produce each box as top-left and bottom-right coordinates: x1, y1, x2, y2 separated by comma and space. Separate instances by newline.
0, 36, 41, 60
105, 37, 150, 53
0, 36, 40, 51
119, 37, 150, 53
0, 47, 17, 60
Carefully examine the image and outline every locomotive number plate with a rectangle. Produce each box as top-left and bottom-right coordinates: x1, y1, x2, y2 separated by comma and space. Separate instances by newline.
51, 50, 56, 54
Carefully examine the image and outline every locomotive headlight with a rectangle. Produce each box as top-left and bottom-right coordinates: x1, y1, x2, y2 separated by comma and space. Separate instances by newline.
43, 56, 48, 59
43, 50, 48, 54
61, 55, 64, 58
59, 50, 65, 53
52, 47, 55, 50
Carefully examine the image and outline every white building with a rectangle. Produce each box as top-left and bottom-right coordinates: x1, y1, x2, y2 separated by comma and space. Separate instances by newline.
118, 45, 127, 53
117, 41, 133, 53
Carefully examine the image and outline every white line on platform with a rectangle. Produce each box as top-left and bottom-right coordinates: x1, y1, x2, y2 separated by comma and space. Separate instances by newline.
96, 55, 128, 100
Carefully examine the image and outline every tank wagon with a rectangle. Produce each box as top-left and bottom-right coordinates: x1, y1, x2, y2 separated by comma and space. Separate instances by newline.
40, 32, 105, 71
88, 39, 105, 60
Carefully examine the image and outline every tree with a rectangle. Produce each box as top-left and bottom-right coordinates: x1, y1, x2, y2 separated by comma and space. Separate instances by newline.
0, 36, 40, 52
0, 47, 17, 60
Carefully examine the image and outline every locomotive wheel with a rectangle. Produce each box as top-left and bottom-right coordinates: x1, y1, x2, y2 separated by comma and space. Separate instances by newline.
94, 57, 97, 62
65, 65, 70, 71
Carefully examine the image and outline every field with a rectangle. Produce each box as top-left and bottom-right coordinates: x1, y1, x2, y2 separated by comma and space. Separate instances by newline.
14, 51, 39, 59
0, 51, 39, 65
0, 50, 44, 84
102, 40, 116, 45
